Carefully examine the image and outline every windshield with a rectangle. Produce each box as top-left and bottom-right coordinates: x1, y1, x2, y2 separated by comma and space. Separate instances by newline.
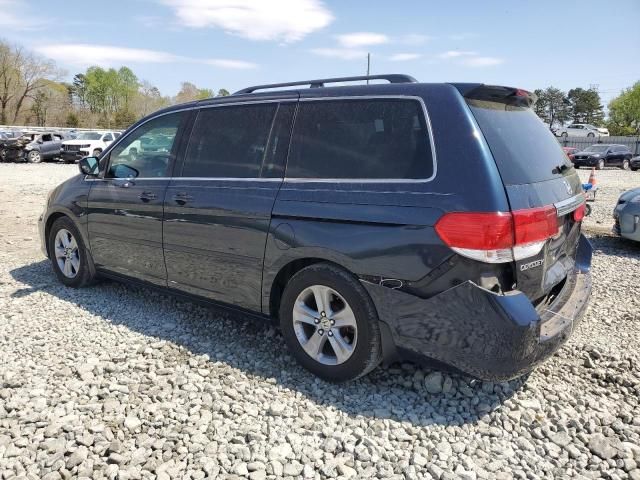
467, 99, 574, 185
75, 132, 102, 140
584, 145, 609, 153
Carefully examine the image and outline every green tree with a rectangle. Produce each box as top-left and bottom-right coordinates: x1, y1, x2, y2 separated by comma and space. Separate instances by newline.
114, 109, 136, 129
533, 87, 571, 128
174, 82, 214, 104
65, 111, 79, 127
216, 88, 230, 97
567, 88, 604, 125
71, 73, 87, 108
30, 90, 48, 126
607, 82, 640, 135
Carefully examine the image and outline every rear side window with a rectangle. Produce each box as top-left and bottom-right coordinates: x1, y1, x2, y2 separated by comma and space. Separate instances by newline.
182, 104, 277, 178
467, 99, 573, 186
286, 99, 434, 180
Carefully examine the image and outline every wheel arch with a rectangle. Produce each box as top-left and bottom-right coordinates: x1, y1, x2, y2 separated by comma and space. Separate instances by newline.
44, 210, 89, 258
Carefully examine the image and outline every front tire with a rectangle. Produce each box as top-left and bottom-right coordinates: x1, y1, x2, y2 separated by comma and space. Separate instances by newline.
622, 159, 630, 170
279, 263, 382, 382
561, 132, 568, 138
27, 150, 41, 163
587, 132, 595, 138
597, 159, 605, 170
48, 217, 96, 288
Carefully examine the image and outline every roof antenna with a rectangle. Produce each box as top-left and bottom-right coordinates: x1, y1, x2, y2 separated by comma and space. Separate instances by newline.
366, 53, 371, 84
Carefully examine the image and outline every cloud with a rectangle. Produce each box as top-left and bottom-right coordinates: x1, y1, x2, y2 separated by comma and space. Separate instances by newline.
34, 44, 257, 69
438, 50, 477, 59
388, 53, 421, 62
162, 0, 333, 42
336, 32, 389, 48
398, 34, 431, 45
460, 56, 504, 67
202, 58, 256, 69
310, 48, 367, 60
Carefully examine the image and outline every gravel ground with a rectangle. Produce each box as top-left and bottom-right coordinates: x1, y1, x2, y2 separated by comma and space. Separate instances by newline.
1, 163, 639, 480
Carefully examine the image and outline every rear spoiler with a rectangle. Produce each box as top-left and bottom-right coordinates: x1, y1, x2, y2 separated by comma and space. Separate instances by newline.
454, 84, 537, 108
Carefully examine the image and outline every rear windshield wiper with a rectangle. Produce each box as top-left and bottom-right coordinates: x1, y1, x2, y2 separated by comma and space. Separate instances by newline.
552, 164, 571, 175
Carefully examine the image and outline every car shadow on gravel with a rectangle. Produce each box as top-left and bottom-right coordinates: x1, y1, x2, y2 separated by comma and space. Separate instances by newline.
10, 260, 529, 427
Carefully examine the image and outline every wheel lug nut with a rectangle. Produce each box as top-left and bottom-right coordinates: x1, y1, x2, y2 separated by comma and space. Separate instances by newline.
314, 318, 320, 324
330, 319, 335, 325
321, 311, 326, 317
318, 329, 324, 335
328, 331, 333, 337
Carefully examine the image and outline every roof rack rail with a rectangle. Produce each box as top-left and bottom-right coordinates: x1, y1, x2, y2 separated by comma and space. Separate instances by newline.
233, 74, 418, 95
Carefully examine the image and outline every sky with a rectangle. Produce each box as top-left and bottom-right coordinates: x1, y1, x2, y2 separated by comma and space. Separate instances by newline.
1, 0, 638, 106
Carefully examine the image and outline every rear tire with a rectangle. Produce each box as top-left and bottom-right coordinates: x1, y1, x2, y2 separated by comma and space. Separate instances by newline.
631, 167, 638, 172
48, 217, 96, 288
561, 132, 568, 138
621, 159, 630, 170
279, 263, 382, 382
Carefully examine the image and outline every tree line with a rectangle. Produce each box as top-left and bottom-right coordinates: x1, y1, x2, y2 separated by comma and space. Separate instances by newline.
534, 84, 640, 136
0, 37, 638, 134
0, 39, 230, 129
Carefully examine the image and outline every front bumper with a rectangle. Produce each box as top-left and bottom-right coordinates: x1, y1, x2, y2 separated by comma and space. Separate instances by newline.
61, 151, 88, 162
613, 204, 640, 241
38, 211, 48, 258
363, 234, 593, 381
573, 157, 598, 167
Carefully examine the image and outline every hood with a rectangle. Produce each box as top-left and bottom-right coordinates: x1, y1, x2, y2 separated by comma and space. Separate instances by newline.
619, 188, 640, 202
575, 151, 602, 157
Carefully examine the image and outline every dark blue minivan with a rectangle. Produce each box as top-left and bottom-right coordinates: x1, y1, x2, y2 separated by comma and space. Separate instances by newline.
39, 75, 592, 382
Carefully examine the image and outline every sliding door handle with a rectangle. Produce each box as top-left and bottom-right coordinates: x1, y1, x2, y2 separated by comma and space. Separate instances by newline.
172, 192, 193, 205
138, 191, 157, 202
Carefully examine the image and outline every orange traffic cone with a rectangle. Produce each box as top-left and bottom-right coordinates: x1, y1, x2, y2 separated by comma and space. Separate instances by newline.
588, 168, 596, 186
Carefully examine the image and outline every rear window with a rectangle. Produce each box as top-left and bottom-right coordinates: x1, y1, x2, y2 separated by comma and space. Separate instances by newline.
467, 99, 573, 185
286, 99, 434, 180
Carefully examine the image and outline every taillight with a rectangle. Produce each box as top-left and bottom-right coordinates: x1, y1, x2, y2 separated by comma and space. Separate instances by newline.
435, 206, 559, 263
573, 203, 586, 222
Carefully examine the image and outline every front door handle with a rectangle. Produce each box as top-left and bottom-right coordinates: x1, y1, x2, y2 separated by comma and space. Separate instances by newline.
139, 191, 157, 202
173, 192, 193, 205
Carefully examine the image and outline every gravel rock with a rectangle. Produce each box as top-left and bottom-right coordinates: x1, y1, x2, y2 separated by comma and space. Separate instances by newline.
0, 164, 639, 479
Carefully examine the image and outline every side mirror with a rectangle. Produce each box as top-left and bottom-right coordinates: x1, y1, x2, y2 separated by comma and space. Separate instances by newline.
79, 156, 99, 176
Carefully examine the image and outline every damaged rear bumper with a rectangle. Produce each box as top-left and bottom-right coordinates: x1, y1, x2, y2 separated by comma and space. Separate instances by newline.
363, 234, 593, 381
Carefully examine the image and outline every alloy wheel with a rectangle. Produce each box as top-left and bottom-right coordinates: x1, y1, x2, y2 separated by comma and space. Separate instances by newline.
292, 285, 358, 365
54, 228, 80, 278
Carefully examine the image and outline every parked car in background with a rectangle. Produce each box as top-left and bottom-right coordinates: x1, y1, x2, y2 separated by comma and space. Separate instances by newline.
2, 131, 64, 163
39, 75, 592, 383
613, 188, 640, 242
630, 155, 640, 171
562, 146, 579, 161
573, 144, 633, 170
557, 123, 609, 137
61, 131, 120, 163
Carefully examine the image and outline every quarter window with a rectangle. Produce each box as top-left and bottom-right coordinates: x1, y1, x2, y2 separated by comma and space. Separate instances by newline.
181, 104, 277, 178
286, 99, 434, 179
107, 112, 183, 179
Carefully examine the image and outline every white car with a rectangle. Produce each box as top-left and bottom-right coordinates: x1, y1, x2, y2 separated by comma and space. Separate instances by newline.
556, 123, 609, 138
61, 131, 121, 163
